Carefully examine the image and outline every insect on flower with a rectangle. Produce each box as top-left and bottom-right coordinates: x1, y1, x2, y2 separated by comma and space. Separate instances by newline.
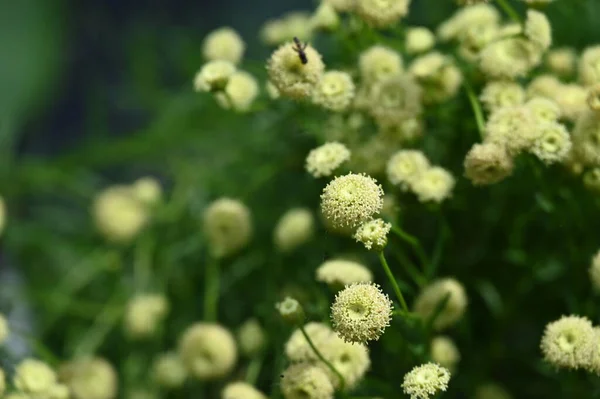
292, 37, 309, 65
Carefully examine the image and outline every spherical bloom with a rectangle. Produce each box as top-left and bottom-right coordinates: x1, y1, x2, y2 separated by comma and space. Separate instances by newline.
540, 315, 595, 369
306, 142, 351, 178
414, 278, 467, 330
217, 71, 259, 112
464, 143, 514, 186
546, 47, 576, 77
310, 3, 340, 31
527, 74, 562, 100
353, 218, 391, 251
202, 27, 245, 64
0, 313, 8, 346
266, 81, 280, 99
313, 71, 355, 112
222, 382, 267, 399
124, 294, 169, 339
484, 106, 538, 155
320, 334, 371, 389
457, 23, 499, 62
475, 383, 513, 399
430, 336, 460, 371
386, 150, 430, 190
267, 42, 325, 100
260, 12, 313, 46
178, 323, 237, 380
331, 282, 393, 344
285, 322, 333, 362
14, 359, 57, 394
368, 75, 423, 126
412, 167, 455, 204
280, 363, 334, 399
194, 60, 236, 92
572, 110, 600, 166
555, 84, 589, 122
237, 318, 267, 357
437, 4, 500, 42
525, 10, 552, 51
320, 173, 384, 230
316, 259, 373, 289
409, 52, 462, 103
406, 27, 435, 54
131, 177, 162, 205
583, 168, 600, 193
274, 208, 315, 252
579, 46, 600, 87
588, 84, 600, 112
479, 38, 540, 79
277, 297, 306, 325
530, 122, 572, 165
203, 198, 252, 258
480, 81, 525, 112
59, 358, 118, 399
152, 353, 187, 388
359, 46, 403, 83
355, 0, 410, 28
402, 363, 451, 399
93, 185, 149, 242
589, 250, 600, 291
525, 97, 561, 123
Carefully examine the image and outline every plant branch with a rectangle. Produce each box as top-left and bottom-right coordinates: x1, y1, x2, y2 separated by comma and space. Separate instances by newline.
377, 252, 409, 314
300, 325, 346, 392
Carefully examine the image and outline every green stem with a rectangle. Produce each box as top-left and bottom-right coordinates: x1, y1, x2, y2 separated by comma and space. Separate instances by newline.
300, 325, 346, 392
377, 252, 409, 314
495, 0, 522, 24
204, 255, 219, 321
390, 225, 430, 273
463, 80, 486, 138
245, 355, 264, 385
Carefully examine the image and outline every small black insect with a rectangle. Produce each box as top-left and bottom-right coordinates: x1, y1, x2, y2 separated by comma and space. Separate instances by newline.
292, 37, 309, 65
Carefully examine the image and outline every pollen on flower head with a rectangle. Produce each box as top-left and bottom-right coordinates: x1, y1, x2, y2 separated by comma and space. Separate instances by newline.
411, 167, 455, 204
306, 142, 351, 178
540, 315, 595, 370
572, 110, 600, 166
280, 363, 334, 399
355, 0, 410, 28
320, 172, 384, 230
405, 27, 435, 54
579, 46, 600, 87
530, 122, 572, 165
316, 259, 373, 289
267, 42, 325, 100
124, 294, 169, 339
386, 150, 430, 190
430, 336, 460, 371
237, 318, 267, 357
59, 357, 117, 399
359, 46, 403, 84
479, 81, 525, 113
353, 218, 391, 252
368, 75, 423, 126
484, 106, 538, 155
464, 143, 514, 186
194, 60, 236, 92
202, 27, 245, 64
479, 38, 540, 79
414, 278, 467, 331
222, 382, 267, 399
274, 208, 315, 252
313, 71, 355, 111
216, 71, 259, 112
589, 250, 600, 291
525, 10, 552, 52
203, 198, 252, 258
331, 282, 393, 344
402, 362, 451, 399
178, 323, 237, 380
546, 47, 577, 77
525, 97, 561, 123
152, 353, 187, 389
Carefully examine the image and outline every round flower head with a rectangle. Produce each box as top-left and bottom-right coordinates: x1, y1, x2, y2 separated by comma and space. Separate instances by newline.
437, 4, 500, 42
222, 382, 267, 399
285, 322, 333, 362
124, 294, 169, 339
320, 173, 384, 230
178, 323, 237, 380
588, 84, 600, 112
216, 71, 259, 112
572, 110, 600, 166
202, 27, 245, 64
406, 27, 435, 54
267, 42, 325, 100
414, 278, 467, 330
93, 185, 149, 243
310, 3, 340, 31
152, 352, 187, 388
527, 74, 561, 100
525, 10, 552, 52
0, 313, 8, 346
457, 23, 499, 62
589, 250, 600, 291
579, 46, 600, 87
203, 198, 252, 258
280, 363, 334, 399
313, 71, 355, 111
430, 336, 460, 371
475, 383, 513, 399
260, 12, 313, 46
359, 46, 403, 83
237, 318, 267, 356
540, 315, 595, 369
59, 357, 117, 399
277, 297, 306, 325
194, 60, 236, 92
331, 282, 393, 344
368, 75, 423, 126
355, 0, 410, 28
306, 142, 351, 178
479, 38, 540, 79
402, 362, 451, 399
547, 48, 576, 77
266, 81, 280, 99
554, 84, 589, 122
480, 81, 525, 113
386, 150, 430, 190
525, 97, 561, 123
274, 208, 315, 252
320, 334, 371, 389
484, 106, 538, 155
412, 167, 455, 204
583, 168, 600, 193
409, 52, 463, 103
316, 259, 373, 289
14, 359, 57, 394
132, 177, 162, 205
464, 143, 514, 186
530, 122, 572, 165
353, 218, 391, 252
